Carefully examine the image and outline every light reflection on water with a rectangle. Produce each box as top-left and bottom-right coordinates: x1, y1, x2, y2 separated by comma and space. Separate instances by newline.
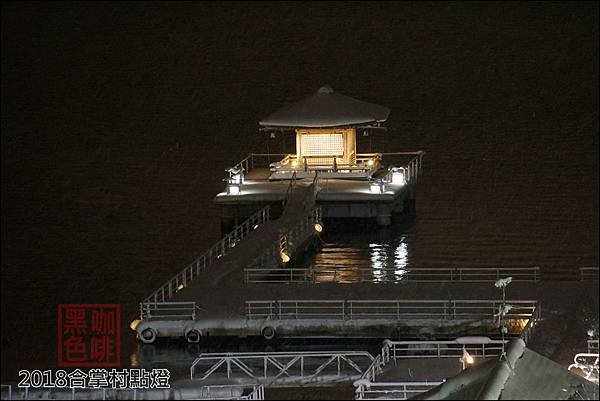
302, 224, 413, 283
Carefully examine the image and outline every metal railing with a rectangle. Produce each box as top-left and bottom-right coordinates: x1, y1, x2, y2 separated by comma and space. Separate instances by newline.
381, 151, 425, 185
249, 206, 321, 270
142, 206, 271, 305
361, 338, 508, 383
226, 151, 425, 181
0, 384, 264, 400
244, 266, 600, 284
190, 351, 374, 386
0, 386, 141, 400
245, 299, 537, 321
519, 301, 542, 345
139, 301, 198, 320
355, 381, 443, 400
270, 153, 381, 175
589, 339, 599, 354
196, 385, 265, 400
382, 339, 507, 361
230, 153, 288, 176
580, 267, 599, 281
244, 266, 540, 284
354, 337, 508, 399
244, 268, 311, 284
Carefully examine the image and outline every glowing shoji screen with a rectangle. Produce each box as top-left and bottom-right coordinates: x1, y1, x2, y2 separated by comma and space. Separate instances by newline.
301, 133, 344, 156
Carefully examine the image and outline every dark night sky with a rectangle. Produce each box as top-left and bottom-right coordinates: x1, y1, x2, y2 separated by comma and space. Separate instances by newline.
1, 1, 598, 379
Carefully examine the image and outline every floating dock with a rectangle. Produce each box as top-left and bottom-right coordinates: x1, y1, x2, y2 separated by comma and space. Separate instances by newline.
132, 86, 596, 352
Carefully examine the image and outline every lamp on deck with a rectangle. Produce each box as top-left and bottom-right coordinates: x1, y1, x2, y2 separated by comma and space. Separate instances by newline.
390, 167, 406, 185
369, 179, 385, 193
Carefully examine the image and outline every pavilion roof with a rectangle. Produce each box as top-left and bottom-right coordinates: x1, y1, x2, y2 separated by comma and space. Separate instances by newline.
259, 86, 390, 128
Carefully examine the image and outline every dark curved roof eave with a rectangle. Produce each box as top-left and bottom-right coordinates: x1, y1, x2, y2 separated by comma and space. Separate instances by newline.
259, 86, 390, 128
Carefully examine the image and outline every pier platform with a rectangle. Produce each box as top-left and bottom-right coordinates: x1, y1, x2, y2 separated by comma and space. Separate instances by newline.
214, 152, 423, 228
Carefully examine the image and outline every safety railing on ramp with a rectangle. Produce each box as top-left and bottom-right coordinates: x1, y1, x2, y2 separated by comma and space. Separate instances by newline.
354, 337, 511, 399
362, 338, 508, 383
142, 205, 271, 305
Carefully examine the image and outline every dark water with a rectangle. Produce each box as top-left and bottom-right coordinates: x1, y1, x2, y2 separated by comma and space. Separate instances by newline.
1, 2, 598, 382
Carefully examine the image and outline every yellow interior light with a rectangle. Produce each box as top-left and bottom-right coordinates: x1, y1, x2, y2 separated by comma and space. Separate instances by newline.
130, 319, 141, 331
280, 251, 290, 263
367, 159, 374, 166
314, 223, 323, 233
176, 283, 185, 291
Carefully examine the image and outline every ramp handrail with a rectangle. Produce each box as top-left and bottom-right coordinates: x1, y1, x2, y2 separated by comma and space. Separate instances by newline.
362, 338, 508, 382
142, 205, 271, 305
519, 301, 542, 344
249, 206, 321, 270
246, 299, 538, 321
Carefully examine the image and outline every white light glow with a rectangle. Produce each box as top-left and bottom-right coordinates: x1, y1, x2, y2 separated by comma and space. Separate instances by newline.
391, 169, 406, 185
370, 243, 386, 283
394, 241, 408, 279
462, 350, 475, 369
232, 173, 244, 184
370, 182, 384, 193
314, 223, 323, 233
228, 185, 240, 195
301, 133, 344, 157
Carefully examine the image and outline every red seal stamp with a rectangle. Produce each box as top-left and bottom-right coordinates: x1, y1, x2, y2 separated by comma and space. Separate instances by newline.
58, 304, 121, 367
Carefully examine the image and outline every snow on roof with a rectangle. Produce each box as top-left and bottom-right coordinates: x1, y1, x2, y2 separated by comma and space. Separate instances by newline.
259, 86, 390, 128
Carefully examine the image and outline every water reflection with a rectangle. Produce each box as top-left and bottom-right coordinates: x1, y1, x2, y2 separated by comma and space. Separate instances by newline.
302, 223, 413, 283
394, 240, 409, 280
